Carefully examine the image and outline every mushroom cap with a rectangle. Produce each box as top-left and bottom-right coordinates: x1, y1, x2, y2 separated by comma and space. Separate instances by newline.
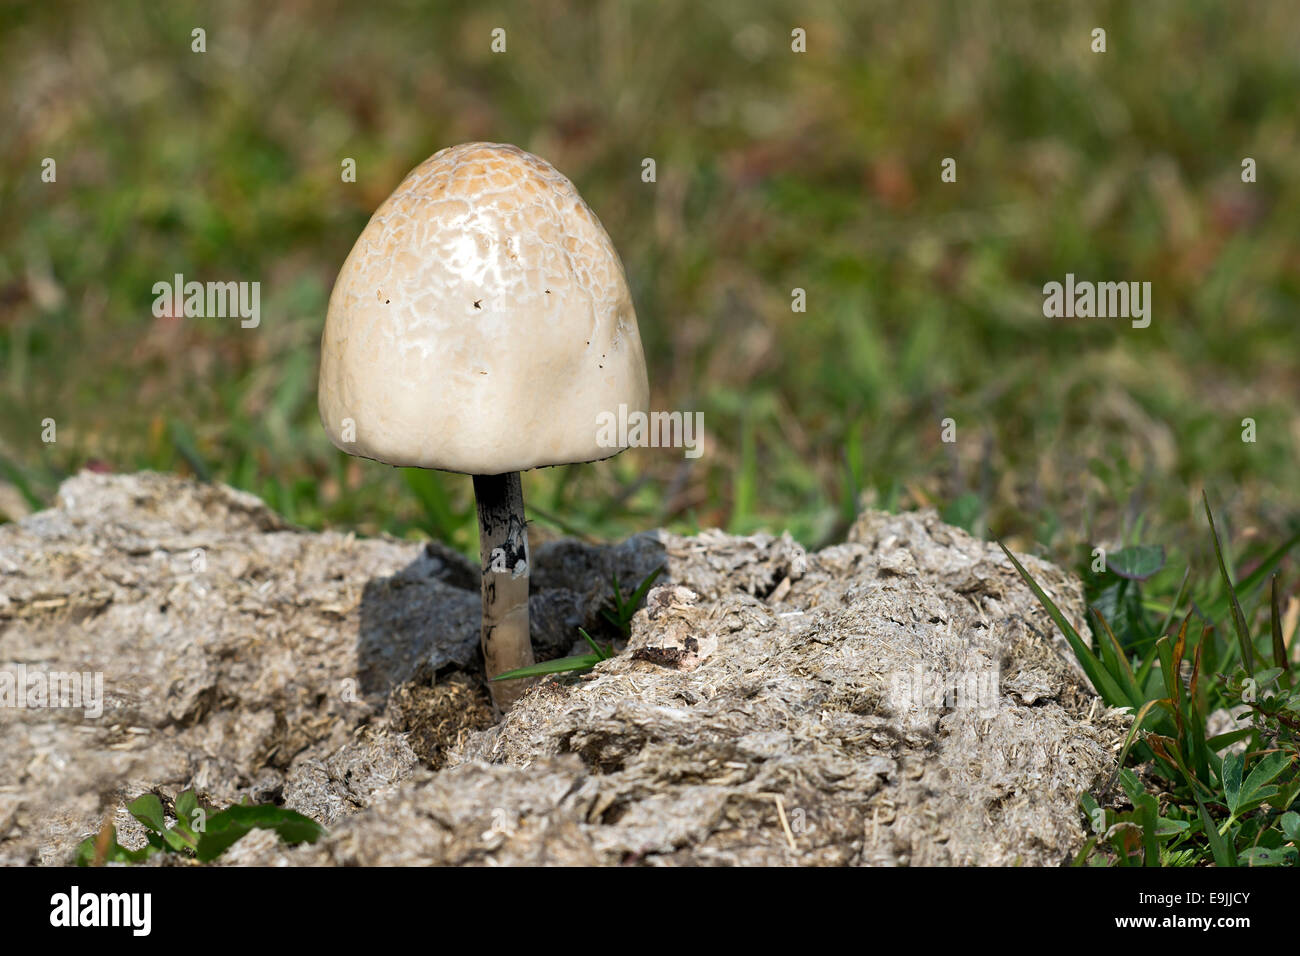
319, 142, 649, 474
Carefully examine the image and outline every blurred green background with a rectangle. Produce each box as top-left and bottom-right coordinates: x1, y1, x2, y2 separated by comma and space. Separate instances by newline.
2, 0, 1299, 566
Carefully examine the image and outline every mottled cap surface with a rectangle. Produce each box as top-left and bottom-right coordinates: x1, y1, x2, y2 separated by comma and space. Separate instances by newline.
319, 142, 649, 474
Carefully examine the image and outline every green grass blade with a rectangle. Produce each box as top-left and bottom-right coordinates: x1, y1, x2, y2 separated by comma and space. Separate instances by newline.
1206, 728, 1252, 752
1156, 636, 1178, 712
492, 653, 603, 681
0, 456, 44, 512
1152, 734, 1236, 865
628, 565, 666, 609
1202, 528, 1300, 621
1089, 606, 1144, 708
1101, 698, 1167, 797
1135, 793, 1161, 866
609, 573, 626, 615
1194, 792, 1236, 867
1156, 565, 1191, 646
1271, 573, 1289, 679
1203, 491, 1255, 677
1070, 836, 1099, 867
1185, 635, 1210, 783
1115, 699, 1165, 771
999, 541, 1128, 706
168, 420, 211, 482
1134, 642, 1161, 697
578, 627, 610, 660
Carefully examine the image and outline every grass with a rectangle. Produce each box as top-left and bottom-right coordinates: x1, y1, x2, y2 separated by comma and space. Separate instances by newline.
1006, 493, 1300, 866
1, 0, 1298, 564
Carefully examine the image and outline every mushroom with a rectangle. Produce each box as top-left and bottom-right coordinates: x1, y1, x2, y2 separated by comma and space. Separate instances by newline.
318, 142, 649, 710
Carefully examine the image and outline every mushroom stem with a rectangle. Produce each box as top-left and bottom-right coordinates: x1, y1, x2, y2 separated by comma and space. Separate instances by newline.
473, 471, 535, 709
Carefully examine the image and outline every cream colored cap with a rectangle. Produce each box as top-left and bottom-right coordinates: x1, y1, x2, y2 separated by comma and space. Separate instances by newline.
319, 142, 649, 474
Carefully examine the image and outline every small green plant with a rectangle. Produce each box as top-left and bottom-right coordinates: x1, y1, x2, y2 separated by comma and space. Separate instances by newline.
601, 565, 665, 638
1002, 492, 1300, 867
494, 565, 664, 681
76, 791, 326, 865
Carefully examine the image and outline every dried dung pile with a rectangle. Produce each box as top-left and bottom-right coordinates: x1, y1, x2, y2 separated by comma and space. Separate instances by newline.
0, 472, 1124, 866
